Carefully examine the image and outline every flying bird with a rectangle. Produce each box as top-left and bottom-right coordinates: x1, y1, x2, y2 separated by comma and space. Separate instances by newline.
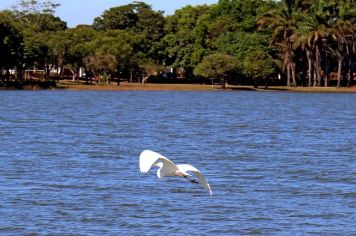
139, 150, 212, 195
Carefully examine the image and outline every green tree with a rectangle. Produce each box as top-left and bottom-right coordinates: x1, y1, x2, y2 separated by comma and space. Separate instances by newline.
11, 0, 66, 80
195, 0, 276, 49
78, 29, 143, 83
194, 0, 276, 83
12, 0, 64, 32
162, 5, 211, 77
213, 32, 270, 61
64, 26, 98, 72
84, 54, 117, 84
243, 50, 275, 88
93, 4, 137, 30
194, 53, 239, 88
12, 0, 60, 15
0, 11, 23, 81
93, 2, 165, 62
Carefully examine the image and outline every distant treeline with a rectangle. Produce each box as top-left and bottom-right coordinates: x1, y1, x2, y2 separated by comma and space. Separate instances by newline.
0, 0, 355, 88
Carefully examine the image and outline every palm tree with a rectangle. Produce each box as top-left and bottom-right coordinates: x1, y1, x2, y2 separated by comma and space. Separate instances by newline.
258, 0, 304, 86
330, 22, 348, 88
327, 0, 356, 87
346, 32, 355, 86
295, 2, 330, 87
294, 0, 356, 88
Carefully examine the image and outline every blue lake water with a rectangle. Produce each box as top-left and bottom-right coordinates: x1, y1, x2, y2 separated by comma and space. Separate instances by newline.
0, 90, 355, 235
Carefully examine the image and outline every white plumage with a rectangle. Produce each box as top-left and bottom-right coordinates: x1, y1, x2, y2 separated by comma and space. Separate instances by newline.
139, 150, 212, 195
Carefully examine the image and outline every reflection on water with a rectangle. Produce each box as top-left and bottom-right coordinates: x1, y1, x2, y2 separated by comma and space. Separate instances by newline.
0, 91, 355, 234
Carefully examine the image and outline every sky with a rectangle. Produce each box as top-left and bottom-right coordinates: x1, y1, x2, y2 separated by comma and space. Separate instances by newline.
0, 0, 218, 27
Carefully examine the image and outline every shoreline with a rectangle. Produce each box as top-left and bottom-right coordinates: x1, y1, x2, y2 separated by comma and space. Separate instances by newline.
56, 80, 356, 93
1, 80, 356, 93
57, 80, 215, 91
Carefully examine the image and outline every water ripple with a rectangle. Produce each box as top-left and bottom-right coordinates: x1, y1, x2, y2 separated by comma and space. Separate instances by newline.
0, 91, 355, 235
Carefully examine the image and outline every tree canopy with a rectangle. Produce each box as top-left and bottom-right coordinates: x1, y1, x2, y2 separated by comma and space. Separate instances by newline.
194, 53, 239, 88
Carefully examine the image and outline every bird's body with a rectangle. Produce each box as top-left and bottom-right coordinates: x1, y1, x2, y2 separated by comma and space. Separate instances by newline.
139, 150, 212, 195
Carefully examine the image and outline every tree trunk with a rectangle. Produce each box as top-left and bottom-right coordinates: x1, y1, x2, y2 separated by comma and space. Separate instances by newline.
286, 62, 291, 87
283, 49, 291, 87
45, 64, 50, 81
306, 49, 313, 87
71, 69, 75, 81
60, 64, 65, 80
346, 45, 353, 87
291, 62, 296, 86
221, 78, 228, 89
313, 67, 317, 87
315, 45, 321, 86
337, 55, 342, 88
5, 69, 10, 82
348, 54, 354, 87
253, 77, 259, 88
347, 55, 352, 87
323, 52, 329, 87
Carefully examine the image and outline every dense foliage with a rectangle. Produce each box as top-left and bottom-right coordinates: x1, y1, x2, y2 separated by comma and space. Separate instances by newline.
0, 0, 355, 88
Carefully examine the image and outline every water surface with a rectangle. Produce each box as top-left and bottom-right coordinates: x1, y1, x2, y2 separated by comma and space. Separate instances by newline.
0, 91, 355, 235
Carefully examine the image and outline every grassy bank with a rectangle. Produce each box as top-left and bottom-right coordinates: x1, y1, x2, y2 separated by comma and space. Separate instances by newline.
56, 80, 356, 93
57, 80, 215, 91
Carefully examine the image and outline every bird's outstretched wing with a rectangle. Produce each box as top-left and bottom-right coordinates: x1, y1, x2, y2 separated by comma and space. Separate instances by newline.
177, 164, 212, 195
139, 150, 177, 173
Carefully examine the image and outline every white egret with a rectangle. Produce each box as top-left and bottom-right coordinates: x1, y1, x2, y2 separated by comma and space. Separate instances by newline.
139, 150, 212, 195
